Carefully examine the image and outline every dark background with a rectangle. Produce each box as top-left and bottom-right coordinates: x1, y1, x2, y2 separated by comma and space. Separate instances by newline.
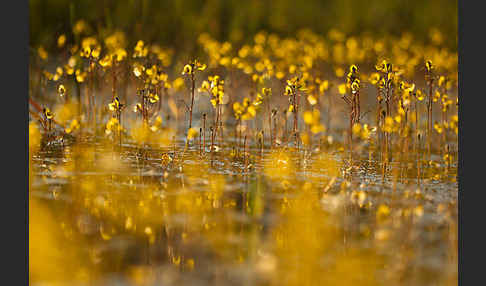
30, 0, 457, 51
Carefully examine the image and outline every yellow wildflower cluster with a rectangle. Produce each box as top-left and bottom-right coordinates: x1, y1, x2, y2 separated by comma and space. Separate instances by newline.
233, 97, 261, 121
105, 117, 122, 135
182, 59, 207, 76
200, 75, 225, 108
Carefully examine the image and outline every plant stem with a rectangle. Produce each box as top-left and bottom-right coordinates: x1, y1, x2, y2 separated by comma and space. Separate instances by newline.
189, 73, 195, 129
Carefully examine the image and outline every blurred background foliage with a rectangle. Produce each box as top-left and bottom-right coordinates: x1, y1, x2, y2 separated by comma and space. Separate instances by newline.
30, 0, 457, 51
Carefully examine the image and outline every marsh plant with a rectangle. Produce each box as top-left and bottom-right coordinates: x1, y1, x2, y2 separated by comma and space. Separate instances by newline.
29, 26, 458, 286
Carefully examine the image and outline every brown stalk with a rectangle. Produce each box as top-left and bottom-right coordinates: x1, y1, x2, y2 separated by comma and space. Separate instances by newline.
189, 72, 195, 129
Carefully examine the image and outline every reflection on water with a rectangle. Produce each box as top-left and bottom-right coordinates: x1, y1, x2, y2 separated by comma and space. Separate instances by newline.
29, 135, 457, 286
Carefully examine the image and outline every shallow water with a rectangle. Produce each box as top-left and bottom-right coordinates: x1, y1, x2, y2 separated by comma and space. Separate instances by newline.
29, 133, 457, 286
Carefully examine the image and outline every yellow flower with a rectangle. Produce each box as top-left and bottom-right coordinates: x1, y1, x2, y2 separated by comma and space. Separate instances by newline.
133, 103, 142, 113
182, 64, 192, 75
64, 64, 74, 75
433, 91, 441, 102
199, 80, 210, 92
183, 60, 206, 76
58, 84, 66, 97
98, 55, 112, 68
91, 46, 101, 58
231, 57, 240, 66
65, 119, 80, 134
247, 105, 257, 117
133, 40, 148, 58
233, 102, 244, 119
68, 57, 76, 68
172, 77, 185, 91
352, 123, 361, 136
369, 73, 381, 85
73, 20, 88, 35
338, 84, 347, 95
375, 59, 391, 73
303, 109, 325, 134
255, 61, 265, 72
105, 31, 126, 51
262, 87, 272, 97
43, 71, 53, 80
75, 69, 87, 83
150, 116, 163, 132
253, 93, 263, 106
252, 74, 261, 82
80, 46, 91, 58
285, 85, 293, 96
196, 62, 207, 71
301, 133, 310, 146
310, 124, 325, 134
415, 90, 425, 101
383, 116, 395, 133
148, 93, 159, 104
238, 45, 250, 58
307, 95, 318, 106
114, 48, 127, 62
351, 80, 360, 93
378, 77, 386, 89
289, 65, 297, 74
57, 34, 66, 48
218, 57, 230, 67
360, 124, 372, 139
161, 153, 173, 165
425, 60, 434, 73
376, 204, 391, 219
434, 122, 443, 134
37, 46, 48, 61
108, 97, 123, 111
105, 117, 121, 135
43, 108, 53, 120
133, 63, 144, 77
318, 80, 329, 93
187, 127, 199, 140
145, 65, 157, 76
303, 111, 314, 125
438, 76, 446, 87
52, 67, 63, 81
